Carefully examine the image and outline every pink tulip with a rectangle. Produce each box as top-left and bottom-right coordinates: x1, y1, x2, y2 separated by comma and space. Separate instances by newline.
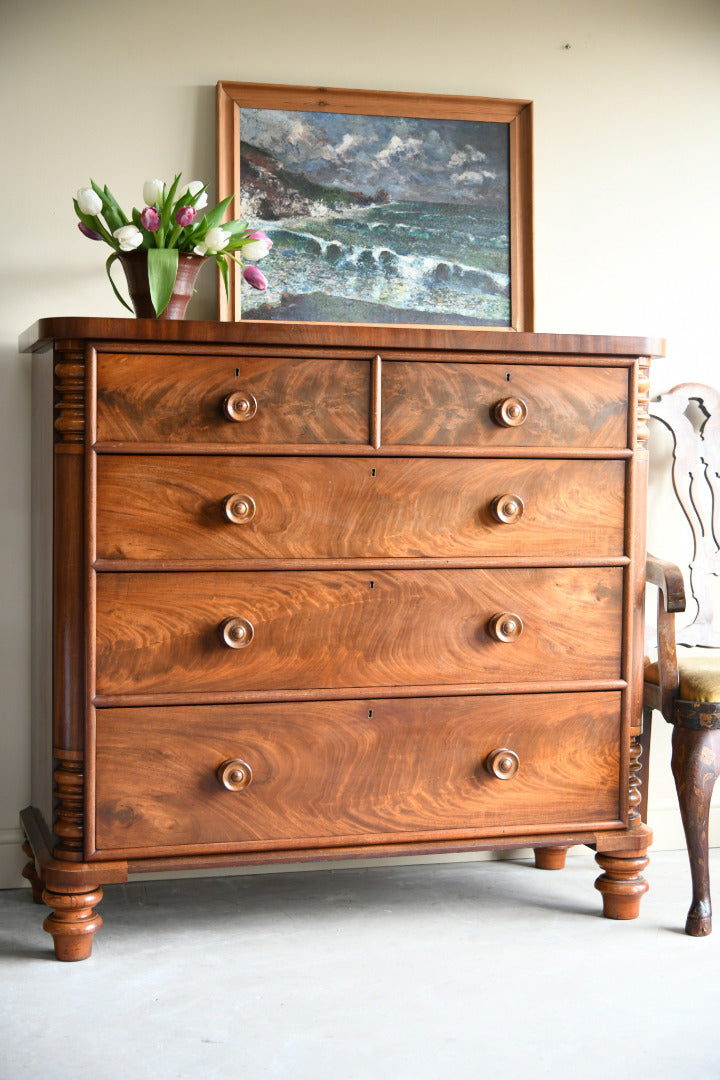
175, 205, 196, 227
141, 206, 161, 231
243, 265, 268, 291
248, 230, 273, 249
242, 231, 273, 261
78, 222, 102, 240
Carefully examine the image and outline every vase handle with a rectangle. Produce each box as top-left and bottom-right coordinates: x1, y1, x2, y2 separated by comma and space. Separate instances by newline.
105, 252, 135, 314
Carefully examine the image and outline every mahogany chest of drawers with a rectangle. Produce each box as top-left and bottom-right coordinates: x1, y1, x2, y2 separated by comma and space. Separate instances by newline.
20, 317, 661, 960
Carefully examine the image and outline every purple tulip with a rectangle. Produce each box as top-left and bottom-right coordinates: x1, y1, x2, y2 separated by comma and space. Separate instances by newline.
78, 221, 102, 240
175, 205, 196, 227
141, 206, 161, 231
243, 265, 268, 291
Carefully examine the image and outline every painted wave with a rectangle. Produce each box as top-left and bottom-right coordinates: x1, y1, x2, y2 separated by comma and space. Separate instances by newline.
242, 201, 511, 324
271, 228, 508, 295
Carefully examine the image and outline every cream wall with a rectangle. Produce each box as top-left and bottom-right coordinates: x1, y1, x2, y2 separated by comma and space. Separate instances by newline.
1, 0, 719, 888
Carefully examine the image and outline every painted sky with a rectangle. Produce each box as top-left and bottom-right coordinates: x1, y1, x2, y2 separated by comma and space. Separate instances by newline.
239, 108, 509, 205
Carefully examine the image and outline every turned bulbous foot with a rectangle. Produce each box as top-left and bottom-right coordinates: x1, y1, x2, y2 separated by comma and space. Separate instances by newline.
594, 849, 650, 920
534, 846, 569, 870
42, 886, 103, 961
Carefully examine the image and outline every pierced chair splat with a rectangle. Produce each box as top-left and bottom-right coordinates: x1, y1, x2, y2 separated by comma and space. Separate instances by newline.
644, 383, 720, 936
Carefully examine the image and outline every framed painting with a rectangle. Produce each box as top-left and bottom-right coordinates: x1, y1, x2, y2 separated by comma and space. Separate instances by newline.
216, 82, 533, 329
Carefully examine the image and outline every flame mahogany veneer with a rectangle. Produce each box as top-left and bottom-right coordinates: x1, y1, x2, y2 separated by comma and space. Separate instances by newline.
19, 317, 662, 960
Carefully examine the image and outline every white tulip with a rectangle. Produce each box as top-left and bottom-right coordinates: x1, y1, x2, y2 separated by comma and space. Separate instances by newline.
113, 224, 143, 252
143, 179, 165, 206
196, 226, 230, 254
77, 186, 103, 216
180, 180, 208, 209
241, 239, 271, 261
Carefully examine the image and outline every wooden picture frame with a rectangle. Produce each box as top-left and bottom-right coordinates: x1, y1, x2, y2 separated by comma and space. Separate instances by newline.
216, 81, 533, 329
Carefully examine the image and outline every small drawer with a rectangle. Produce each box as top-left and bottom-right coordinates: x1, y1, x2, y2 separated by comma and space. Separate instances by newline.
381, 361, 629, 447
94, 567, 623, 697
95, 456, 626, 562
92, 692, 623, 856
95, 352, 370, 445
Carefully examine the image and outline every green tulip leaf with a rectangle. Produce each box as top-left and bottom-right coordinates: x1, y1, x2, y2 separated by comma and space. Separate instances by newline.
200, 195, 235, 230
102, 183, 129, 224
160, 174, 182, 234
223, 219, 250, 237
216, 253, 230, 301
91, 181, 127, 230
148, 247, 179, 316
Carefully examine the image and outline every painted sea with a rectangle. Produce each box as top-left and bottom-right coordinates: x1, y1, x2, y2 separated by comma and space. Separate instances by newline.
242, 200, 510, 325
238, 108, 511, 325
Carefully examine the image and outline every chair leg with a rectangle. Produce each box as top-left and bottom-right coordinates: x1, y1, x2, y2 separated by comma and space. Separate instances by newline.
671, 725, 720, 936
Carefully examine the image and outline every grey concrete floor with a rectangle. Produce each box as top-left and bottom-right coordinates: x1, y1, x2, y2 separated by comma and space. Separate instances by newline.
2, 849, 719, 1080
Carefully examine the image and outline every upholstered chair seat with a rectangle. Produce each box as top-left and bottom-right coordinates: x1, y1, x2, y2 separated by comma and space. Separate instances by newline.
645, 651, 720, 703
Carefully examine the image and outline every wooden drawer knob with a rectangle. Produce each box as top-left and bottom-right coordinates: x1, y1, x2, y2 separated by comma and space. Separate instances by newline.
218, 616, 254, 649
493, 396, 528, 428
223, 390, 258, 422
217, 758, 253, 791
487, 612, 524, 642
486, 748, 520, 780
490, 493, 524, 524
223, 494, 256, 525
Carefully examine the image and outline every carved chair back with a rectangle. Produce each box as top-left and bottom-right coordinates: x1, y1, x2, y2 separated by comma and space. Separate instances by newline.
651, 383, 720, 648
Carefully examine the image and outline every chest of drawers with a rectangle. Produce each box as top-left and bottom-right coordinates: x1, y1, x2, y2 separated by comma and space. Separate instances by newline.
20, 317, 661, 960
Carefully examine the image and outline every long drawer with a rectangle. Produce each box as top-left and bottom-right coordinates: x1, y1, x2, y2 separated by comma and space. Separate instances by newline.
94, 567, 623, 696
92, 693, 623, 856
95, 456, 626, 562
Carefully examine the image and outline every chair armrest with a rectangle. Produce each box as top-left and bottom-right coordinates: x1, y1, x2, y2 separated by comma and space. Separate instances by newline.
646, 553, 686, 613
645, 553, 685, 715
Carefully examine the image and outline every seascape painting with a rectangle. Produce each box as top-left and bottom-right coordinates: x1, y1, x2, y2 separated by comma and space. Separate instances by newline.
237, 108, 512, 325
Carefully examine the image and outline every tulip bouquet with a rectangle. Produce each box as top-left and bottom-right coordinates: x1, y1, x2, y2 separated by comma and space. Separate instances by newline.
74, 174, 272, 316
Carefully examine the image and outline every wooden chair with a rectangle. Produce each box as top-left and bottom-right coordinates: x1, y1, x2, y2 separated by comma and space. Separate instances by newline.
644, 383, 720, 936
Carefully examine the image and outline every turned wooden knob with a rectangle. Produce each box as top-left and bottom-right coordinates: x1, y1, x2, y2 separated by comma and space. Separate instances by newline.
486, 748, 520, 780
218, 616, 254, 649
493, 396, 528, 428
223, 390, 258, 422
217, 758, 253, 791
488, 612, 524, 642
490, 493, 525, 524
223, 493, 256, 524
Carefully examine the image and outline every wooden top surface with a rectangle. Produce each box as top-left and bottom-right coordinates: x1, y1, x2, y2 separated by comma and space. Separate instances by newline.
19, 316, 665, 358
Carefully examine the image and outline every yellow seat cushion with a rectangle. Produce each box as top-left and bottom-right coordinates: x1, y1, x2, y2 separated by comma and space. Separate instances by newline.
645, 651, 720, 702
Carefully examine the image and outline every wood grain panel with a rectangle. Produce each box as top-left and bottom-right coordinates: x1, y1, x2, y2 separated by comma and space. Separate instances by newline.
95, 456, 626, 561
382, 362, 629, 447
93, 692, 622, 854
95, 353, 370, 444
94, 568, 624, 695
